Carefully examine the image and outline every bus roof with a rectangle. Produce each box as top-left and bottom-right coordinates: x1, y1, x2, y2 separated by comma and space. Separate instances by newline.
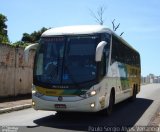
41, 25, 139, 54
41, 25, 112, 36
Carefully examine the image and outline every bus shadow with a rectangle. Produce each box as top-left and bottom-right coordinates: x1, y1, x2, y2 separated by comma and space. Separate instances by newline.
33, 98, 153, 131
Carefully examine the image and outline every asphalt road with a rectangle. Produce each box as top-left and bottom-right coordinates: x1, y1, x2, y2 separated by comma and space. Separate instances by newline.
0, 84, 160, 132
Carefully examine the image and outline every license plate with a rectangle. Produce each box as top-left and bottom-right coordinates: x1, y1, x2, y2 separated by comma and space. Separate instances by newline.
55, 104, 66, 109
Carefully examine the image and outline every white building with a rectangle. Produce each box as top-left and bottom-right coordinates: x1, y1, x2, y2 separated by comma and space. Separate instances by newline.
141, 74, 160, 84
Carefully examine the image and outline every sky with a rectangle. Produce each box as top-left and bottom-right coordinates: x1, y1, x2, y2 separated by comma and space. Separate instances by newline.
0, 0, 160, 76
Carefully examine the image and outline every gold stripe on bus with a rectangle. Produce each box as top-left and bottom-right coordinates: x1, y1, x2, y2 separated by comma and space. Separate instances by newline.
36, 86, 63, 96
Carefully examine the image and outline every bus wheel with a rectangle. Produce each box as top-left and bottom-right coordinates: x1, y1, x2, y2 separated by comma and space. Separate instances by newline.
130, 87, 137, 101
56, 111, 66, 116
106, 90, 115, 115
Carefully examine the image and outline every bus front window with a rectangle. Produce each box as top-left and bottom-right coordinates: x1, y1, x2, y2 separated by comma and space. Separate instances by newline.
34, 36, 99, 87
63, 36, 98, 84
34, 37, 65, 85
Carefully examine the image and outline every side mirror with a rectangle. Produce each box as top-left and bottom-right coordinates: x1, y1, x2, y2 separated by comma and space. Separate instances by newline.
95, 41, 107, 62
24, 43, 39, 63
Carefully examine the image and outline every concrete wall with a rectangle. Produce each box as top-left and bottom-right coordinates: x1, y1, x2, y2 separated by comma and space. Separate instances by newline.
0, 43, 35, 98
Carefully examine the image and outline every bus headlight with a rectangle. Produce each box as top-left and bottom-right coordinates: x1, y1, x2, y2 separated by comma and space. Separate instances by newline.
32, 101, 35, 106
32, 84, 37, 94
88, 87, 101, 97
90, 90, 96, 96
80, 87, 101, 98
32, 84, 43, 97
32, 90, 36, 94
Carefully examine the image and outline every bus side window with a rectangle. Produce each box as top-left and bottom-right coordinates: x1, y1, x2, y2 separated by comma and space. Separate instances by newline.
100, 44, 110, 76
102, 48, 106, 76
101, 33, 111, 44
111, 36, 119, 64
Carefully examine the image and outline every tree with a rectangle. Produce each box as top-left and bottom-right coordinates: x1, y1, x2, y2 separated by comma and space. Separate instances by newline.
13, 27, 48, 47
21, 33, 33, 42
112, 19, 124, 36
90, 6, 106, 25
21, 27, 48, 43
90, 6, 124, 36
0, 13, 9, 43
12, 41, 28, 48
112, 19, 120, 31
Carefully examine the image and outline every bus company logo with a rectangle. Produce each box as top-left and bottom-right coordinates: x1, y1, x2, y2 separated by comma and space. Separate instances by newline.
58, 96, 63, 101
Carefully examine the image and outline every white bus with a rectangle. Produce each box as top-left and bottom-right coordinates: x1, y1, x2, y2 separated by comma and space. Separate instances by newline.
24, 25, 141, 115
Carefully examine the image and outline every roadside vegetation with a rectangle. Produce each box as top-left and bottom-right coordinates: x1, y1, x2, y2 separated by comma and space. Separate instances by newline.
0, 13, 48, 48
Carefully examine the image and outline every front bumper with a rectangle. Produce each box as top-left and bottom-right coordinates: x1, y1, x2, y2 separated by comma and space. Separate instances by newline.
32, 94, 103, 112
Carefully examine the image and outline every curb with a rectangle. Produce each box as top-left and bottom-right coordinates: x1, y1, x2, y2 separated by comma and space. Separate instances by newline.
0, 104, 32, 114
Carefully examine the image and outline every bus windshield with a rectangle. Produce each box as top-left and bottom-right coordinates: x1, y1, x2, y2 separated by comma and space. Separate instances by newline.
34, 35, 100, 86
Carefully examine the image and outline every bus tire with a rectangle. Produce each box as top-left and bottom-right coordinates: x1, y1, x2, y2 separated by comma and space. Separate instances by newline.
106, 90, 115, 115
56, 111, 66, 116
130, 87, 137, 101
